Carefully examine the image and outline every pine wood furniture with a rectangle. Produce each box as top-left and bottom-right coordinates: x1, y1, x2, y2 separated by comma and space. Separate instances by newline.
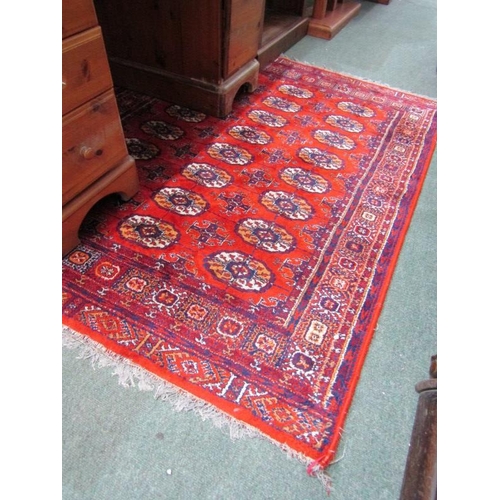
62, 0, 139, 256
93, 0, 315, 117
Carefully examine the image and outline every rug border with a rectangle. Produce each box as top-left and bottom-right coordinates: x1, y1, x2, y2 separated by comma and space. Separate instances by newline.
278, 55, 437, 103
62, 315, 324, 461
62, 322, 335, 490
310, 120, 437, 469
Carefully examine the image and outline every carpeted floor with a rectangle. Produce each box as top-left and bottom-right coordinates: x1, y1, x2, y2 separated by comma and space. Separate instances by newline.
62, 0, 437, 498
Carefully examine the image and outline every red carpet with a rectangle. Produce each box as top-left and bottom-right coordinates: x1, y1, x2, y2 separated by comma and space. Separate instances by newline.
62, 57, 437, 471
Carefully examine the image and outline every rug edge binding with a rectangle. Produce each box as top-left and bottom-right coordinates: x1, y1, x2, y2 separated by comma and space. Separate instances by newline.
62, 325, 335, 491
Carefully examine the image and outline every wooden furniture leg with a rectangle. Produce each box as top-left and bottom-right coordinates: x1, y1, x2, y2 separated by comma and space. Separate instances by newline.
62, 155, 139, 257
399, 355, 437, 500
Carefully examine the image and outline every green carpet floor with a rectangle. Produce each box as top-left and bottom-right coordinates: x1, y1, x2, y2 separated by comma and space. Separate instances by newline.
63, 1, 437, 498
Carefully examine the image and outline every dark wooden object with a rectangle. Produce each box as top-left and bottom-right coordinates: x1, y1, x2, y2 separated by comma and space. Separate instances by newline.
399, 355, 437, 500
366, 0, 391, 5
93, 0, 311, 117
308, 0, 361, 40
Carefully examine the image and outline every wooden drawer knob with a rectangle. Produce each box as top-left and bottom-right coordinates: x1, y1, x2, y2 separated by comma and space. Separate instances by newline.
80, 146, 103, 160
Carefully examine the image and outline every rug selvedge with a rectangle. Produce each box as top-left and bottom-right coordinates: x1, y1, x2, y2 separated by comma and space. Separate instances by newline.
62, 57, 437, 471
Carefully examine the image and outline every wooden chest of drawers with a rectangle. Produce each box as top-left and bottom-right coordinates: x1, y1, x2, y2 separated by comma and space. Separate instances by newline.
62, 0, 139, 256
93, 0, 312, 117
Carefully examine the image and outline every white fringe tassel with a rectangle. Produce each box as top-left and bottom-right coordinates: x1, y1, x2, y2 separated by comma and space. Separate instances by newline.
62, 325, 335, 493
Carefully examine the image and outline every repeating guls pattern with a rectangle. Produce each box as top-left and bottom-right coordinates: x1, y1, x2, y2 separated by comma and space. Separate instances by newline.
62, 58, 437, 468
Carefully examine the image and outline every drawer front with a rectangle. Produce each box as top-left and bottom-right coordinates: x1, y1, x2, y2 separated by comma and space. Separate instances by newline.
62, 0, 98, 38
62, 89, 128, 206
62, 26, 113, 115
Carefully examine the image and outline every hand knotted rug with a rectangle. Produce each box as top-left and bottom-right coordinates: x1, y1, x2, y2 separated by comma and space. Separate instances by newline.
62, 57, 437, 475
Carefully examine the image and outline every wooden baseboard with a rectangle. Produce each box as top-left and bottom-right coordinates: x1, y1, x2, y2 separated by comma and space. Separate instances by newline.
307, 1, 362, 40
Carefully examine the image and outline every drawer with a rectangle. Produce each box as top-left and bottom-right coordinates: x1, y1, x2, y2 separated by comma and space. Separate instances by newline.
62, 26, 113, 115
62, 0, 98, 38
62, 89, 128, 206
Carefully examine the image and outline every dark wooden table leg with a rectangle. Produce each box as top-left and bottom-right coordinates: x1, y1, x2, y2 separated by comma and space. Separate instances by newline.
399, 355, 437, 500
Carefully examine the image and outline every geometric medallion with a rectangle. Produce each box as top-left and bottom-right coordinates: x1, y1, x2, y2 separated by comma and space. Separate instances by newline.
325, 114, 364, 133
262, 96, 301, 113
247, 110, 288, 128
140, 120, 184, 140
259, 190, 314, 220
313, 130, 356, 150
125, 138, 160, 160
297, 147, 344, 170
207, 143, 253, 165
118, 215, 179, 248
228, 126, 272, 145
279, 167, 331, 193
278, 84, 314, 99
182, 163, 233, 188
235, 218, 296, 253
153, 187, 209, 216
204, 251, 274, 292
337, 101, 375, 117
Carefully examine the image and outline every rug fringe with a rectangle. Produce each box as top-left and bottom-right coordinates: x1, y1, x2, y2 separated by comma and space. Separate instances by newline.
62, 325, 334, 492
278, 55, 437, 102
